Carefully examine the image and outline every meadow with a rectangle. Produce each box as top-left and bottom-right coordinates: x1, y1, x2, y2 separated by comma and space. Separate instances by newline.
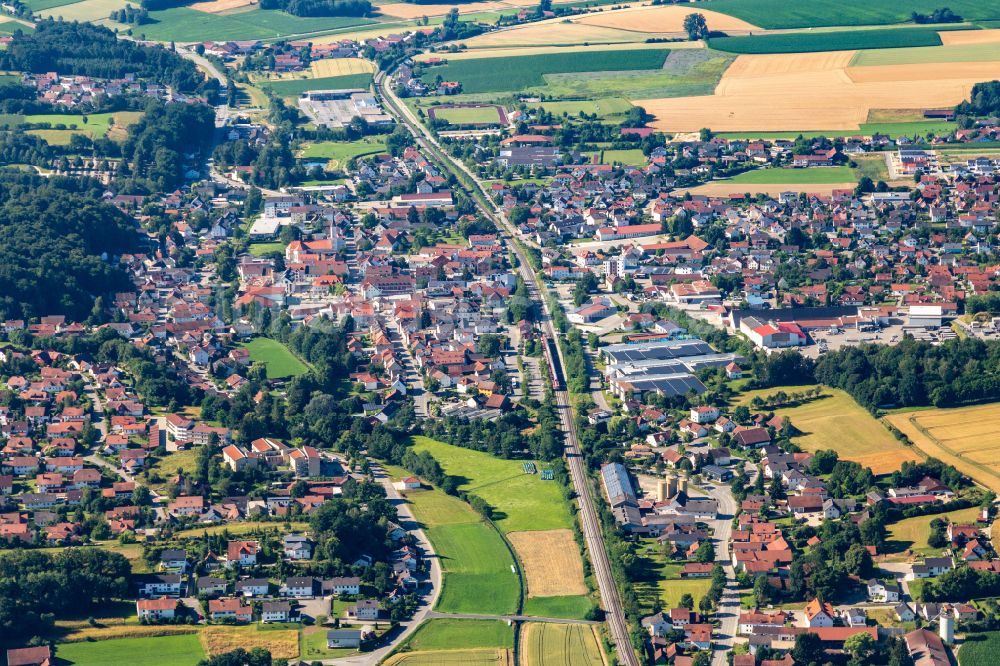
405, 619, 514, 651
431, 105, 504, 125
262, 73, 372, 97
852, 35, 1000, 66
244, 337, 309, 378
709, 27, 952, 54
299, 137, 387, 168
55, 635, 205, 666
716, 119, 957, 140
702, 0, 1000, 29
38, 0, 129, 22
508, 529, 589, 608
537, 96, 633, 120
884, 506, 980, 558
410, 436, 574, 532
521, 595, 596, 619
960, 631, 1000, 666
0, 20, 31, 34
201, 624, 300, 659
0, 111, 139, 139
120, 7, 373, 42
519, 623, 604, 666
885, 402, 1000, 493
421, 49, 670, 94
601, 149, 648, 167
402, 486, 520, 615
726, 166, 857, 184
737, 385, 922, 474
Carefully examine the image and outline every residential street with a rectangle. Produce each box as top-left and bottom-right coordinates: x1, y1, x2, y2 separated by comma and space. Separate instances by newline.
705, 482, 740, 666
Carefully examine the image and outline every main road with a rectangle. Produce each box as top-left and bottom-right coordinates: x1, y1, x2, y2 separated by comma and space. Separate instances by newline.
373, 70, 640, 666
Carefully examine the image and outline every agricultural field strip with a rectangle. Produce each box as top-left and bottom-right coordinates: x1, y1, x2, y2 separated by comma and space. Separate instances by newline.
700, 0, 1000, 30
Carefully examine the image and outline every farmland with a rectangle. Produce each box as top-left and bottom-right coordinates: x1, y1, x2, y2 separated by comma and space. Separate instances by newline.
519, 623, 604, 666
37, 0, 129, 21
0, 20, 32, 34
244, 337, 309, 378
600, 149, 648, 167
201, 624, 300, 659
0, 111, 140, 140
111, 7, 373, 42
431, 105, 505, 126
508, 529, 588, 598
737, 385, 922, 474
383, 649, 513, 666
960, 631, 1000, 666
725, 166, 857, 184
701, 0, 1000, 29
261, 73, 373, 97
400, 485, 520, 615
536, 96, 633, 120
405, 619, 514, 651
884, 506, 980, 558
885, 402, 1000, 493
420, 49, 670, 94
55, 635, 205, 666
521, 594, 596, 620
409, 436, 574, 532
852, 36, 1000, 66
256, 57, 374, 81
709, 27, 953, 54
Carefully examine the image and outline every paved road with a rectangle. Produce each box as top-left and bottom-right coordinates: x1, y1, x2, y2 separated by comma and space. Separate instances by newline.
704, 483, 740, 666
374, 69, 640, 666
383, 319, 429, 418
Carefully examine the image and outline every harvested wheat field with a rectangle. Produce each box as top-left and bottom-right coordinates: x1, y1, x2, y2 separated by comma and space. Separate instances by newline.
939, 28, 1000, 45
201, 626, 299, 659
639, 50, 998, 132
311, 58, 375, 77
508, 529, 587, 597
574, 4, 758, 34
379, 1, 513, 18
414, 41, 686, 61
885, 403, 1000, 493
680, 182, 857, 197
462, 21, 662, 47
190, 0, 254, 12
383, 649, 513, 666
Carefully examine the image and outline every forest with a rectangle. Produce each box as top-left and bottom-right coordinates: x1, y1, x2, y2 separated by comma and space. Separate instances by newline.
0, 172, 138, 321
121, 100, 216, 191
956, 80, 1000, 117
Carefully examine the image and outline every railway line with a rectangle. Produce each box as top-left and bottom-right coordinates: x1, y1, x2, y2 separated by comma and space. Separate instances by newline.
373, 70, 639, 666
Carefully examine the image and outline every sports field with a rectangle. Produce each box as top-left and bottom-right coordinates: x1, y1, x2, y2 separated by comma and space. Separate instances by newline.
885, 506, 980, 558
299, 137, 387, 168
406, 619, 514, 651
508, 529, 588, 597
401, 486, 520, 615
409, 436, 574, 532
709, 27, 953, 54
262, 73, 372, 97
420, 49, 669, 94
55, 635, 205, 666
702, 0, 1000, 29
737, 385, 921, 474
519, 623, 604, 666
383, 649, 513, 666
244, 337, 309, 378
885, 403, 1000, 493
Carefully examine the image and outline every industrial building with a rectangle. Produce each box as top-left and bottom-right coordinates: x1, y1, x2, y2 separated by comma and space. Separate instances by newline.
298, 89, 393, 129
600, 338, 728, 399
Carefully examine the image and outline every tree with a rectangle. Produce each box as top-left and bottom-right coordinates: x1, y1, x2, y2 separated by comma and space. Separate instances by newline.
695, 540, 715, 564
683, 13, 708, 40
679, 593, 694, 609
845, 632, 877, 665
698, 595, 713, 614
791, 632, 826, 666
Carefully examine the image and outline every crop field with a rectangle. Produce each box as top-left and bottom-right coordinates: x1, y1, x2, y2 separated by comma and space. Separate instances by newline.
201, 625, 299, 659
456, 21, 662, 47
384, 649, 513, 666
420, 49, 669, 94
299, 137, 387, 168
701, 0, 1000, 29
431, 105, 505, 125
884, 506, 980, 558
23, 0, 77, 10
508, 529, 588, 597
190, 0, 255, 13
406, 619, 514, 651
259, 57, 374, 81
572, 4, 758, 33
960, 630, 1000, 666
852, 38, 1000, 66
0, 111, 137, 139
737, 385, 922, 474
601, 148, 647, 166
709, 27, 953, 54
638, 50, 999, 132
379, 0, 523, 19
402, 487, 519, 615
885, 403, 1000, 493
0, 21, 30, 35
38, 0, 129, 21
56, 635, 205, 666
519, 623, 604, 666
244, 337, 308, 378
262, 73, 372, 97
536, 96, 633, 119
410, 436, 574, 532
727, 166, 856, 184
116, 7, 373, 42
521, 595, 595, 619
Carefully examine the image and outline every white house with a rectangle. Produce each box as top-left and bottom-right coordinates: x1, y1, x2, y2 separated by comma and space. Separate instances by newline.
136, 598, 177, 620
261, 601, 292, 623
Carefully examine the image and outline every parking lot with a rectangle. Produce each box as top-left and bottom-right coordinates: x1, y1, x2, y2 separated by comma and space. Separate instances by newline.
801, 322, 908, 358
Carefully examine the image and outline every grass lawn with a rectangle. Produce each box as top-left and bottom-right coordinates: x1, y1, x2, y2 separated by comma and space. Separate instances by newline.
55, 634, 205, 665
736, 385, 921, 475
432, 105, 503, 126
120, 7, 373, 42
0, 111, 134, 139
536, 96, 633, 119
884, 506, 981, 558
401, 486, 519, 615
299, 137, 387, 167
708, 26, 955, 54
519, 622, 604, 666
959, 630, 1000, 665
245, 337, 309, 379
601, 149, 647, 167
261, 73, 372, 97
405, 619, 514, 651
521, 595, 595, 619
248, 242, 285, 256
726, 166, 856, 184
146, 447, 202, 491
421, 48, 669, 94
659, 578, 713, 609
852, 154, 890, 183
702, 0, 1000, 29
173, 520, 308, 539
300, 625, 357, 660
0, 20, 31, 35
409, 436, 574, 533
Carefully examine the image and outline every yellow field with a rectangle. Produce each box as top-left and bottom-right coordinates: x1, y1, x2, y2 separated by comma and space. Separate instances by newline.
201, 626, 299, 659
508, 529, 588, 598
311, 58, 375, 77
939, 28, 1000, 45
519, 623, 604, 666
737, 385, 922, 474
638, 50, 996, 131
59, 625, 198, 642
190, 0, 255, 12
383, 649, 513, 666
679, 182, 857, 197
572, 5, 758, 33
39, 0, 129, 21
885, 403, 1000, 493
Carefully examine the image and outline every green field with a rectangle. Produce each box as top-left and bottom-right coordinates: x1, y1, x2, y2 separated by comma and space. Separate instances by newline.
717, 119, 957, 140
960, 631, 1000, 666
122, 7, 373, 42
432, 105, 503, 126
406, 619, 514, 651
703, 0, 1000, 29
519, 622, 604, 666
245, 337, 309, 379
23, 0, 77, 9
299, 137, 387, 166
402, 486, 519, 615
55, 634, 205, 665
385, 649, 512, 666
0, 20, 32, 35
709, 26, 956, 53
536, 96, 634, 119
248, 242, 285, 256
261, 73, 372, 97
410, 436, 574, 533
601, 149, 647, 167
725, 166, 856, 184
885, 506, 980, 557
421, 49, 670, 94
852, 40, 1000, 66
522, 595, 595, 619
0, 111, 133, 138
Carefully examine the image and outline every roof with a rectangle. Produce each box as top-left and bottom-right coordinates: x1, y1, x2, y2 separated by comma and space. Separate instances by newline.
905, 628, 950, 666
